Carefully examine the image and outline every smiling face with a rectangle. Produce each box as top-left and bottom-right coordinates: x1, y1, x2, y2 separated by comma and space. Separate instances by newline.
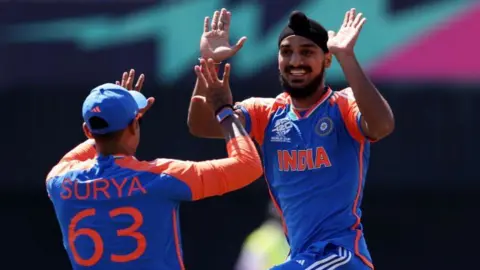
278, 35, 331, 99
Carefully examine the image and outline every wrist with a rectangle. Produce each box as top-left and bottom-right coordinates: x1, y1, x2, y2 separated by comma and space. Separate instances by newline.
198, 57, 223, 65
333, 51, 357, 62
215, 105, 235, 123
191, 95, 206, 103
198, 57, 221, 72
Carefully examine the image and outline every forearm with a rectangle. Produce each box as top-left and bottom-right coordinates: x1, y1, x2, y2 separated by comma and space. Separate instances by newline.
216, 114, 262, 182
190, 114, 262, 200
336, 53, 394, 136
187, 79, 224, 138
219, 111, 249, 143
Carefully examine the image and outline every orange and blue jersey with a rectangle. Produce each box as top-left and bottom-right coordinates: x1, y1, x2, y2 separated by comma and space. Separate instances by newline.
46, 136, 262, 270
235, 87, 374, 269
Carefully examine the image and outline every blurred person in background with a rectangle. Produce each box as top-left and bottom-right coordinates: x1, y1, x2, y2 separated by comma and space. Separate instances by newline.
45, 68, 262, 270
188, 7, 394, 270
235, 202, 289, 270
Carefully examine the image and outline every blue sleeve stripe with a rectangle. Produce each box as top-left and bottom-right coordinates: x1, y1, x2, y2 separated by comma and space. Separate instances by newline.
357, 112, 377, 142
237, 105, 252, 135
356, 112, 365, 136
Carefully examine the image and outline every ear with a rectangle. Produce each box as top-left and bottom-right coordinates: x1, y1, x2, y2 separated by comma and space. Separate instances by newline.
324, 52, 333, 68
82, 122, 94, 139
128, 116, 141, 135
278, 52, 283, 72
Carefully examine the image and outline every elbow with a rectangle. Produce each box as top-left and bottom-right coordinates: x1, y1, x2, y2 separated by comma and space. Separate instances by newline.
377, 125, 394, 140
255, 153, 264, 177
371, 118, 395, 140
375, 105, 396, 139
187, 123, 200, 137
251, 162, 264, 180
382, 114, 396, 137
235, 151, 264, 184
187, 119, 203, 137
247, 153, 264, 180
386, 120, 395, 136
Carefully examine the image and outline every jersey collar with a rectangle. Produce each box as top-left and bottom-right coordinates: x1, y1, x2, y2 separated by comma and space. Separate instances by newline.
97, 154, 134, 162
286, 87, 333, 120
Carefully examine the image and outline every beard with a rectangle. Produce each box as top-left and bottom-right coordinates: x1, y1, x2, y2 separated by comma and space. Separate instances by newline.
279, 67, 325, 99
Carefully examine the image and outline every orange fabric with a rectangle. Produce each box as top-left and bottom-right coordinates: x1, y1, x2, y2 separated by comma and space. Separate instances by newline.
171, 210, 185, 270
46, 159, 96, 182
235, 97, 276, 145
351, 142, 374, 269
288, 88, 333, 119
115, 136, 263, 201
329, 88, 365, 142
46, 140, 97, 182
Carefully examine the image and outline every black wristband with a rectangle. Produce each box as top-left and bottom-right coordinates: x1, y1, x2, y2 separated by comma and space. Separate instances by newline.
214, 104, 234, 116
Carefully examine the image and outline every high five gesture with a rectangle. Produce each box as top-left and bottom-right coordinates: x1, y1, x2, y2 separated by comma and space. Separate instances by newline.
115, 69, 155, 116
200, 8, 247, 63
194, 59, 233, 112
327, 8, 367, 56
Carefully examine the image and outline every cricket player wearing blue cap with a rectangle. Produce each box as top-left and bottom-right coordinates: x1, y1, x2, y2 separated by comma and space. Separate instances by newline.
46, 69, 263, 269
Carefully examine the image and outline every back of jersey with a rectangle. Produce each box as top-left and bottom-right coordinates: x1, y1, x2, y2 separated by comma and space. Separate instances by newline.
47, 155, 184, 270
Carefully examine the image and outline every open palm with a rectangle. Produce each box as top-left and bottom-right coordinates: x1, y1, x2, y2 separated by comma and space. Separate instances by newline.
327, 8, 366, 54
200, 8, 247, 63
115, 69, 155, 116
194, 58, 233, 112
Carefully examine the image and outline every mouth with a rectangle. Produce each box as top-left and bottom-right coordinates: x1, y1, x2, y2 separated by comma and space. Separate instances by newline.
288, 68, 310, 82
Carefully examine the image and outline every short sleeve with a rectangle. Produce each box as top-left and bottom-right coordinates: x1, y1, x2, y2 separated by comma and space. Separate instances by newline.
234, 97, 275, 145
114, 135, 262, 202
332, 88, 367, 143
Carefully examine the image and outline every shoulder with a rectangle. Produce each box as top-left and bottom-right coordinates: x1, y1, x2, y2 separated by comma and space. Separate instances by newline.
329, 87, 356, 104
46, 159, 96, 182
236, 97, 275, 108
115, 157, 195, 177
236, 93, 289, 113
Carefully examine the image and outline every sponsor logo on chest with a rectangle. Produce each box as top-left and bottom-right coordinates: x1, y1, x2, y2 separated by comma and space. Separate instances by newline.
271, 118, 293, 143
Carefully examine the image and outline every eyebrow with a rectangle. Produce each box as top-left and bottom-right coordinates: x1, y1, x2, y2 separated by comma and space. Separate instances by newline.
280, 43, 317, 49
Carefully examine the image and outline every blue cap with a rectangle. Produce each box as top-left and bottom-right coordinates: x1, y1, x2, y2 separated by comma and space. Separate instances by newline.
82, 83, 148, 134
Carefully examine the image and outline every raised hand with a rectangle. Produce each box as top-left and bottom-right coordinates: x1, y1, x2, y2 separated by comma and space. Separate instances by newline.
200, 8, 247, 63
194, 58, 233, 112
115, 69, 145, 91
115, 69, 155, 116
327, 8, 367, 55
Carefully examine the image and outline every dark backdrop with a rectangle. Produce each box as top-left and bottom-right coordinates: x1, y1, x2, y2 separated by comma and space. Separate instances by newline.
2, 0, 480, 269
3, 81, 480, 269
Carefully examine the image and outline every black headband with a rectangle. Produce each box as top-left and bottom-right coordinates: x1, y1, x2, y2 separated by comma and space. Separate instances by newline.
278, 11, 329, 53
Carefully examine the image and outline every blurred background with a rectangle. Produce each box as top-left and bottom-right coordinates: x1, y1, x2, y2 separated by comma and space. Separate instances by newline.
1, 0, 479, 269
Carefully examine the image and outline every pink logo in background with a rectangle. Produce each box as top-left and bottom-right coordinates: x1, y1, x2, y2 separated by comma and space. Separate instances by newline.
369, 2, 480, 81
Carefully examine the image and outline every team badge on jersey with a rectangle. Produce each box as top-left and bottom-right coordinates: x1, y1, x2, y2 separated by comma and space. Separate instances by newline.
315, 117, 334, 136
271, 118, 293, 143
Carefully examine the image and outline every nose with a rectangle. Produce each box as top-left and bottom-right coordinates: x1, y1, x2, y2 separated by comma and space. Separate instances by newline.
289, 52, 302, 67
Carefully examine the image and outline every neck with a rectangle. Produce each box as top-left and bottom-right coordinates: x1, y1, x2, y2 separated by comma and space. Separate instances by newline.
96, 142, 131, 156
291, 84, 327, 110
